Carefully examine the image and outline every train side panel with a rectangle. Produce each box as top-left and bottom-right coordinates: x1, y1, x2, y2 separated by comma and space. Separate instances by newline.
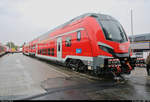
35, 19, 93, 64
62, 28, 93, 59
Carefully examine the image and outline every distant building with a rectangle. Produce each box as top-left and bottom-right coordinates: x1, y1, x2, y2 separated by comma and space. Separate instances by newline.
129, 33, 150, 52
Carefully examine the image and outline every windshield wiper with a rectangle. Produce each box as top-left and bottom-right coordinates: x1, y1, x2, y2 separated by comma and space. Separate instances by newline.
118, 26, 125, 41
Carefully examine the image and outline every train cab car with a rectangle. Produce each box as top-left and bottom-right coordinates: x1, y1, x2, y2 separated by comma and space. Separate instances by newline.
23, 13, 145, 77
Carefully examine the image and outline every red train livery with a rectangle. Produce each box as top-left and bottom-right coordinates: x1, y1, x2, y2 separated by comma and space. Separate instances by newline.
23, 13, 145, 77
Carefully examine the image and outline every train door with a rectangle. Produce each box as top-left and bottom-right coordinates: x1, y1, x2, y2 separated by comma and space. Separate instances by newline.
57, 37, 62, 61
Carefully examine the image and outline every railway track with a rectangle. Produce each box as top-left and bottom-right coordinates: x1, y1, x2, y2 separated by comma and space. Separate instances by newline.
27, 55, 126, 83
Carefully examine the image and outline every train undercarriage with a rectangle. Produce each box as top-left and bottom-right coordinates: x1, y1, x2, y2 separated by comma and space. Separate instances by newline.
23, 52, 146, 81
65, 56, 146, 81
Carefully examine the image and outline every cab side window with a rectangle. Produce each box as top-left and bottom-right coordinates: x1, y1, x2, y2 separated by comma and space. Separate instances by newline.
65, 37, 71, 47
77, 31, 81, 41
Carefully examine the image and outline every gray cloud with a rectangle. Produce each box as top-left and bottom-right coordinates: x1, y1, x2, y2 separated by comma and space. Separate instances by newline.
0, 0, 150, 46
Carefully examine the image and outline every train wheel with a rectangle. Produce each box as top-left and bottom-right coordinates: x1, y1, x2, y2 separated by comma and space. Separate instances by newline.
74, 60, 80, 72
67, 59, 78, 71
65, 59, 72, 69
76, 60, 87, 73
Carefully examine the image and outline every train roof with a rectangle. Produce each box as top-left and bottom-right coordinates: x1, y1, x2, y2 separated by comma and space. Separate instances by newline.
27, 13, 116, 45
129, 33, 150, 42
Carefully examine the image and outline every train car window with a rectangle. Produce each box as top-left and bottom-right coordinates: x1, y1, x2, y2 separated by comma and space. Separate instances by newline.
58, 43, 60, 51
77, 31, 81, 41
46, 49, 48, 54
40, 49, 42, 54
50, 48, 52, 55
52, 48, 54, 56
48, 48, 50, 55
40, 50, 41, 54
41, 49, 43, 54
42, 49, 45, 55
65, 37, 71, 47
33, 45, 35, 49
43, 49, 45, 54
45, 49, 47, 55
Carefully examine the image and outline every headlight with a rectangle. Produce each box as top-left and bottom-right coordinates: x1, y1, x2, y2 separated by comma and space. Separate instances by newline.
99, 45, 109, 53
99, 45, 114, 54
100, 64, 104, 68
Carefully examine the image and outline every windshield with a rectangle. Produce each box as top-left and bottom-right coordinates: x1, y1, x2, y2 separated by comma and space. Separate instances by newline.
100, 20, 128, 43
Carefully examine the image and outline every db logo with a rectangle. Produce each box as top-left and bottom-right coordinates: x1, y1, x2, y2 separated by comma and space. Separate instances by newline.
119, 45, 127, 51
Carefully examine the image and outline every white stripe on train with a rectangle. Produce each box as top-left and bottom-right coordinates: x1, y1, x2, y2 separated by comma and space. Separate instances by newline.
36, 54, 93, 62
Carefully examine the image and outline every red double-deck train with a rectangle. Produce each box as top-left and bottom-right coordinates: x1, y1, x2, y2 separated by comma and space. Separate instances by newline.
23, 13, 145, 77
0, 43, 8, 56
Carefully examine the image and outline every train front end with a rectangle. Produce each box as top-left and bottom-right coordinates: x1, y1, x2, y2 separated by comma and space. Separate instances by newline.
90, 14, 145, 76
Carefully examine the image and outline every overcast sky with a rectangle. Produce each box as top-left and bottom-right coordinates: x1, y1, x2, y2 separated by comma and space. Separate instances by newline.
0, 0, 150, 46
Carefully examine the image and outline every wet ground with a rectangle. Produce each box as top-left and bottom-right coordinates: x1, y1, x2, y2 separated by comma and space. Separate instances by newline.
0, 53, 150, 100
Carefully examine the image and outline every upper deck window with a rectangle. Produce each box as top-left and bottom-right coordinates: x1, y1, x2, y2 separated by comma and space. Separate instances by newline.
77, 31, 81, 41
65, 37, 71, 47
